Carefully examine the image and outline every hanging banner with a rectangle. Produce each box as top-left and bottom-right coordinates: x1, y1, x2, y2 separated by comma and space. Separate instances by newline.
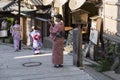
54, 0, 68, 7
42, 0, 53, 6
69, 0, 85, 10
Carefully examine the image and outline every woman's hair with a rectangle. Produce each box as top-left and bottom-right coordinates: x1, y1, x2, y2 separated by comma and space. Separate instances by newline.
54, 14, 63, 20
32, 26, 38, 30
13, 18, 19, 25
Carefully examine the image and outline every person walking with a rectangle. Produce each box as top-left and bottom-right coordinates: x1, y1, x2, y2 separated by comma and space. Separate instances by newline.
30, 26, 42, 55
49, 14, 65, 68
10, 19, 21, 52
1, 19, 8, 30
1, 18, 8, 43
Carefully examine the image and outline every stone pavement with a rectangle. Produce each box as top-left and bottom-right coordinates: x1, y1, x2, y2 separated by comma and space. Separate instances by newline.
0, 43, 96, 80
1, 41, 120, 80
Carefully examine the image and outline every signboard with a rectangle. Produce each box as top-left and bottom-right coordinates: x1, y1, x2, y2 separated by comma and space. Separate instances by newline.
89, 29, 98, 45
0, 30, 7, 37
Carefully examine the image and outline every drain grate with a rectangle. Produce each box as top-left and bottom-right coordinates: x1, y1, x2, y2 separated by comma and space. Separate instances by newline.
22, 62, 42, 67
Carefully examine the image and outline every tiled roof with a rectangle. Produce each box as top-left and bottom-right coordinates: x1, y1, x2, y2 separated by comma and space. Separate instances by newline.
0, 0, 15, 11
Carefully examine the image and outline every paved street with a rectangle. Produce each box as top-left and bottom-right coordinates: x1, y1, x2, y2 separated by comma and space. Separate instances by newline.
0, 43, 96, 80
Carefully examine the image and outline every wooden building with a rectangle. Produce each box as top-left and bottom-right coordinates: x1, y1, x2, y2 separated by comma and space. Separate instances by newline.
0, 0, 52, 45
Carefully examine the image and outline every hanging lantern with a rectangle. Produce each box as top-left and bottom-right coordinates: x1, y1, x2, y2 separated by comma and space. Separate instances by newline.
69, 0, 86, 10
42, 0, 53, 6
54, 0, 68, 7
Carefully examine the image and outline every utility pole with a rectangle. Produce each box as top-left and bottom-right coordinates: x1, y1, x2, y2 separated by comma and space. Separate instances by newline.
18, 0, 21, 50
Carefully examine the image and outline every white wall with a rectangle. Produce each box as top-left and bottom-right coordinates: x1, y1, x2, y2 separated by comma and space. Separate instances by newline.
103, 0, 120, 34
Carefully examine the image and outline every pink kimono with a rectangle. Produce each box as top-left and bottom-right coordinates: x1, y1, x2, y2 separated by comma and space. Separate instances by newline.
49, 22, 64, 65
10, 24, 21, 51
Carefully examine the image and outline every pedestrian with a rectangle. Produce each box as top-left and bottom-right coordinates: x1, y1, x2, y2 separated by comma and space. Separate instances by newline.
30, 26, 42, 55
1, 18, 8, 30
1, 18, 8, 43
10, 19, 21, 52
49, 14, 65, 68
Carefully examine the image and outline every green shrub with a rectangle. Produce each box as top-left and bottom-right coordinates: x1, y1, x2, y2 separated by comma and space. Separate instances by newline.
96, 58, 112, 72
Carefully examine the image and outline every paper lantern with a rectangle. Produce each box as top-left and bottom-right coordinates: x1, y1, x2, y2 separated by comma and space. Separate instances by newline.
69, 0, 86, 10
42, 0, 53, 6
54, 0, 68, 7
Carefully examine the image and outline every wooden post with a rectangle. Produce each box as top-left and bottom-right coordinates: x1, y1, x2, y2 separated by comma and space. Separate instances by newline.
73, 24, 83, 67
77, 24, 83, 67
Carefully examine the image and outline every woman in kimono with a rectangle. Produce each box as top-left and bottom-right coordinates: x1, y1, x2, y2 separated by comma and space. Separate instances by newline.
49, 14, 65, 68
30, 26, 42, 55
1, 19, 8, 30
1, 18, 8, 43
10, 19, 21, 52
